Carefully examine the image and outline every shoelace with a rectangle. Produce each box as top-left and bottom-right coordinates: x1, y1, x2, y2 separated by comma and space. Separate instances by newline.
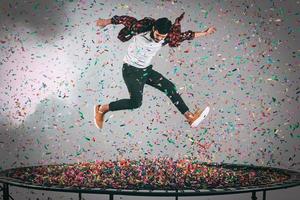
97, 105, 104, 114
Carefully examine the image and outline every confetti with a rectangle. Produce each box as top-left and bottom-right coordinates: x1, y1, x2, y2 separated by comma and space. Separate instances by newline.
1, 158, 293, 190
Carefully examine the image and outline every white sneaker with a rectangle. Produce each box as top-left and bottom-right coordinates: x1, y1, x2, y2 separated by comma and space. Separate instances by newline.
189, 106, 210, 128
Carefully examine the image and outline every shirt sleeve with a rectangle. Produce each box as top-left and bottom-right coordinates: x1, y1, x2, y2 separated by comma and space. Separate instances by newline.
111, 15, 155, 42
111, 15, 138, 29
179, 30, 195, 41
167, 28, 196, 47
165, 12, 195, 47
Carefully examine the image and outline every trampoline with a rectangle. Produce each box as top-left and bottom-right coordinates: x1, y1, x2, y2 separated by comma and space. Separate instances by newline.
0, 158, 300, 200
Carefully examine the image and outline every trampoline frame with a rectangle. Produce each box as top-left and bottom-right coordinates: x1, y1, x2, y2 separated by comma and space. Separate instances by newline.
1, 163, 300, 200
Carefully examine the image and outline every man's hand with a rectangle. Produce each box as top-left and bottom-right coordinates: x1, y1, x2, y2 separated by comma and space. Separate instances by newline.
194, 27, 216, 38
204, 27, 216, 35
96, 18, 111, 28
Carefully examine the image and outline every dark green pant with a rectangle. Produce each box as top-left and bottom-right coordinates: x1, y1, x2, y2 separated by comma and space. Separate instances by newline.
109, 63, 190, 115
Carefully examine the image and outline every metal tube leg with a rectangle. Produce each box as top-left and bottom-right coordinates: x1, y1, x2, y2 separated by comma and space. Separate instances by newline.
109, 194, 114, 200
3, 183, 9, 200
263, 190, 266, 200
251, 191, 257, 200
79, 192, 82, 200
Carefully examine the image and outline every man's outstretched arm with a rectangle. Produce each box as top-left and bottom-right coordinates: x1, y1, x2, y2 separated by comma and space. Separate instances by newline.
96, 16, 138, 42
96, 15, 138, 28
96, 15, 155, 42
167, 12, 217, 47
180, 27, 217, 41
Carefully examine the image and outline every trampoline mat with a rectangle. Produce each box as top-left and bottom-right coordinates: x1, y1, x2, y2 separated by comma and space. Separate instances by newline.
0, 158, 299, 191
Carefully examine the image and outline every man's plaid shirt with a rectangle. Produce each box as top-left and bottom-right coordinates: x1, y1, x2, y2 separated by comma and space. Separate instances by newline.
111, 12, 195, 47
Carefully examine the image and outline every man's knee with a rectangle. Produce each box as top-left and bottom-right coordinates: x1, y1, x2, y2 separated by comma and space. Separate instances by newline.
164, 82, 177, 95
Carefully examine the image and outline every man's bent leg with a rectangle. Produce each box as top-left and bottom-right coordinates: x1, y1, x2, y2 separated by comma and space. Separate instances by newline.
109, 63, 146, 111
95, 64, 147, 128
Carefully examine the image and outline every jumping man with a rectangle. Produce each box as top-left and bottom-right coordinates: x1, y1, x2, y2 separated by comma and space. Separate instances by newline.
95, 12, 216, 129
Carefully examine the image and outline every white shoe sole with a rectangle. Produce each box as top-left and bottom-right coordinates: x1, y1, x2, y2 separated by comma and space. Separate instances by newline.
191, 106, 210, 128
94, 105, 101, 129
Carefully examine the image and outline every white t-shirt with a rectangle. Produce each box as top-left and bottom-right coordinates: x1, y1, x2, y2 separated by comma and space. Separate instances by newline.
123, 31, 164, 68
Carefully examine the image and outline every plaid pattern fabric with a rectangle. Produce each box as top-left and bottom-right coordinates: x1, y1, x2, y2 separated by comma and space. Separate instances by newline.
111, 12, 195, 47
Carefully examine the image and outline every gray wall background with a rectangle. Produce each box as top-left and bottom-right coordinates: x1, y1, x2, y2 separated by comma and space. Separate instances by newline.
0, 0, 299, 199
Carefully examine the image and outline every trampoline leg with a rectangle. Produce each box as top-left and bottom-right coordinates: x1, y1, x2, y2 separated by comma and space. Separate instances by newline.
263, 190, 266, 200
251, 191, 257, 200
109, 194, 114, 200
79, 192, 82, 200
3, 183, 9, 200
